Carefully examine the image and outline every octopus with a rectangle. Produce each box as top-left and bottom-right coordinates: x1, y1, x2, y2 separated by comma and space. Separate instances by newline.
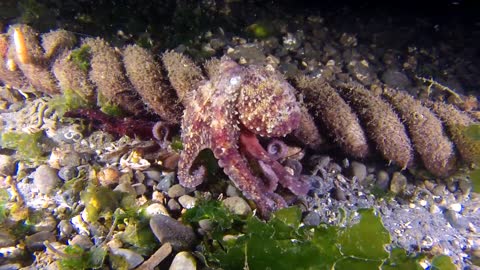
177, 57, 310, 216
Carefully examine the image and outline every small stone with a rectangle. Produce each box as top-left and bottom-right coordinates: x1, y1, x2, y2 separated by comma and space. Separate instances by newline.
57, 220, 73, 238
68, 234, 93, 250
25, 231, 56, 250
169, 251, 197, 270
98, 167, 121, 186
303, 211, 321, 226
222, 197, 252, 216
449, 203, 462, 213
0, 155, 15, 176
146, 203, 170, 217
114, 183, 136, 194
376, 170, 390, 190
168, 184, 186, 198
226, 184, 240, 197
150, 214, 196, 251
144, 170, 163, 182
133, 183, 147, 195
0, 231, 15, 247
458, 178, 472, 196
444, 209, 460, 229
167, 199, 181, 212
156, 172, 175, 191
33, 165, 60, 194
390, 172, 407, 194
33, 214, 57, 232
198, 219, 214, 232
110, 248, 144, 269
432, 184, 446, 196
58, 166, 76, 181
349, 161, 367, 182
333, 186, 347, 201
178, 195, 197, 209
381, 69, 411, 89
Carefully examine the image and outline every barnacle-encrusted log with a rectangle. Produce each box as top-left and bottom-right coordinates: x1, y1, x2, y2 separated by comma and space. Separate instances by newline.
383, 88, 457, 176
8, 25, 60, 94
427, 101, 479, 164
161, 51, 205, 105
296, 76, 370, 158
83, 38, 144, 115
337, 82, 414, 169
123, 45, 182, 123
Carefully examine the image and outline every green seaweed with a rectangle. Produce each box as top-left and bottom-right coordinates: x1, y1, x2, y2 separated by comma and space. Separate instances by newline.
0, 131, 44, 161
49, 88, 92, 116
464, 124, 480, 192
80, 186, 121, 222
184, 201, 454, 270
0, 189, 10, 224
69, 45, 91, 73
59, 245, 107, 270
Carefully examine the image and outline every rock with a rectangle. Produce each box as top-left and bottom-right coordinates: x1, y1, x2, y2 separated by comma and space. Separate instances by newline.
0, 231, 15, 247
390, 172, 407, 194
222, 196, 252, 216
25, 231, 56, 250
68, 234, 93, 250
110, 248, 144, 269
33, 214, 57, 232
376, 170, 390, 190
0, 155, 15, 176
226, 185, 240, 197
167, 199, 181, 212
178, 195, 197, 209
150, 214, 196, 250
381, 69, 411, 89
57, 220, 73, 238
58, 166, 76, 181
145, 203, 170, 217
133, 183, 147, 195
169, 251, 196, 270
198, 219, 214, 232
33, 165, 60, 194
144, 170, 163, 182
349, 161, 367, 183
0, 263, 22, 270
168, 184, 186, 198
303, 211, 321, 226
98, 167, 121, 186
156, 172, 175, 191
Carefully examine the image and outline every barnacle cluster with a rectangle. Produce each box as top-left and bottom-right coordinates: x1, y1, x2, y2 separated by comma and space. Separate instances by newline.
0, 24, 478, 214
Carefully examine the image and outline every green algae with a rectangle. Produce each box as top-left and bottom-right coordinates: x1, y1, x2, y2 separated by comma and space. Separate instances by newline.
0, 131, 44, 161
184, 201, 455, 270
69, 45, 91, 73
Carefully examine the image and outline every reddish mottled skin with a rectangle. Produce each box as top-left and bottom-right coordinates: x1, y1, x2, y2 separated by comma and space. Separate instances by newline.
177, 57, 307, 216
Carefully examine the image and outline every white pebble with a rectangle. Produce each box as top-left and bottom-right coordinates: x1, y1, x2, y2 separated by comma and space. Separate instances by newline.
449, 203, 462, 213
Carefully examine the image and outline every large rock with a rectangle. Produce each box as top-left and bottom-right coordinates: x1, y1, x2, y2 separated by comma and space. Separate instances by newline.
149, 215, 196, 251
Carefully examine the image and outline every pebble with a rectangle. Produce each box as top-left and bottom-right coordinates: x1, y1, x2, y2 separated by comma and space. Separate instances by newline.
98, 167, 121, 186
169, 251, 197, 270
144, 170, 163, 182
168, 184, 186, 198
449, 203, 462, 213
222, 196, 252, 216
25, 231, 56, 250
349, 161, 367, 183
0, 155, 15, 175
303, 211, 321, 226
68, 234, 93, 250
150, 214, 197, 250
0, 263, 22, 270
133, 183, 147, 195
198, 219, 214, 232
33, 214, 57, 232
58, 166, 76, 181
110, 248, 144, 269
57, 220, 73, 238
33, 165, 60, 194
178, 195, 197, 209
390, 172, 407, 194
156, 172, 175, 191
167, 199, 182, 212
0, 231, 15, 247
432, 184, 446, 196
376, 170, 390, 190
226, 184, 240, 197
145, 203, 170, 217
381, 69, 411, 89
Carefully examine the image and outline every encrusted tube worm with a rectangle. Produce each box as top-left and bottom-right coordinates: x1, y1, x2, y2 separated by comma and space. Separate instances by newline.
7, 25, 61, 94
41, 29, 77, 60
383, 88, 457, 176
292, 106, 325, 149
295, 76, 370, 158
123, 45, 183, 123
83, 38, 144, 115
426, 100, 479, 164
161, 51, 205, 105
336, 82, 414, 169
